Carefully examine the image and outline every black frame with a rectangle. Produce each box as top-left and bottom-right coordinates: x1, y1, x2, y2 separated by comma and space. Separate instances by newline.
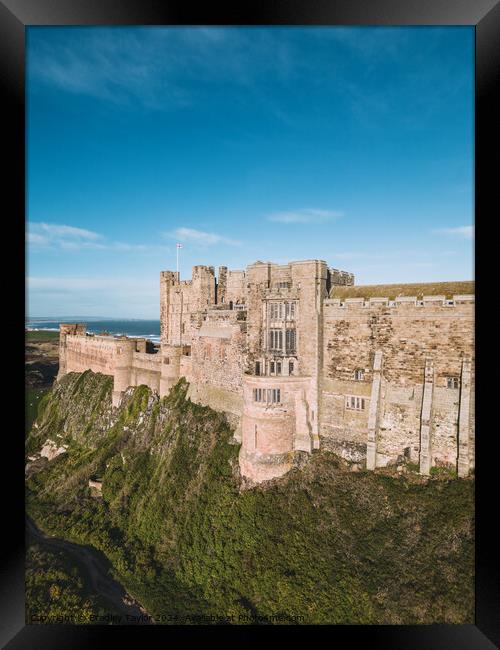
3, 1, 498, 647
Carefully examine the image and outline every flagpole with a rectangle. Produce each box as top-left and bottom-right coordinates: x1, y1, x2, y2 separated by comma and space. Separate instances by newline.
176, 243, 183, 277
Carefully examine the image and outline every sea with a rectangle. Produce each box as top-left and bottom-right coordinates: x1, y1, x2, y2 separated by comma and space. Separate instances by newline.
26, 317, 161, 344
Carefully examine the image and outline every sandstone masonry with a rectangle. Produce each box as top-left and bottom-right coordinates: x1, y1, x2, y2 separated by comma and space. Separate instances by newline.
58, 261, 474, 484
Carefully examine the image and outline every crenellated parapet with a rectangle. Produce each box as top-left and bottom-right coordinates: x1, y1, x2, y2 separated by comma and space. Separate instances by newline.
325, 294, 474, 309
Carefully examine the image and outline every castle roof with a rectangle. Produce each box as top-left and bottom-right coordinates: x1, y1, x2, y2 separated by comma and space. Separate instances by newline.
330, 280, 474, 300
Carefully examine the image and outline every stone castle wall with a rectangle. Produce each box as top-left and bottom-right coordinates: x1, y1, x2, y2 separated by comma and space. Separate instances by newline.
60, 334, 162, 407
321, 297, 474, 475
58, 261, 474, 484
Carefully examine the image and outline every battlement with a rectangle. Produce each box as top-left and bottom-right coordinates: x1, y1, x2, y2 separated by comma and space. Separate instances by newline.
330, 280, 474, 300
329, 268, 355, 286
324, 294, 475, 309
59, 322, 86, 336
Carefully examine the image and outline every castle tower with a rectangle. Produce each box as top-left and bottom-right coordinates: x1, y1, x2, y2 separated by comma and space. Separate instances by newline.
160, 265, 216, 347
159, 346, 183, 397
217, 266, 228, 305
57, 323, 86, 379
239, 260, 330, 483
112, 338, 135, 407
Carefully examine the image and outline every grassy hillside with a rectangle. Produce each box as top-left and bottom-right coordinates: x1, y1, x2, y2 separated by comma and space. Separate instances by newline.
26, 388, 50, 435
26, 371, 474, 625
26, 330, 60, 342
331, 281, 474, 300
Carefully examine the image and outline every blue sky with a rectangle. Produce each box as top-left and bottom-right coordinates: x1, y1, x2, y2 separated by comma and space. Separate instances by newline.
27, 26, 474, 318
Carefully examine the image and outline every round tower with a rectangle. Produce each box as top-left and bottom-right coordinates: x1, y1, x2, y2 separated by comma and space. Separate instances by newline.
239, 375, 295, 483
159, 345, 182, 397
112, 338, 135, 407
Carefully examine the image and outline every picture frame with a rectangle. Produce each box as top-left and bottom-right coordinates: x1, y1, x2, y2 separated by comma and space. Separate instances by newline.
3, 1, 498, 646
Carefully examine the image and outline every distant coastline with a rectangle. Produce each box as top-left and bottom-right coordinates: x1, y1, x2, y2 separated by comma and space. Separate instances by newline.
26, 318, 161, 343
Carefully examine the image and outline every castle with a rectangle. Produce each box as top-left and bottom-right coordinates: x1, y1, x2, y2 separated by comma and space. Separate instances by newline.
58, 260, 474, 483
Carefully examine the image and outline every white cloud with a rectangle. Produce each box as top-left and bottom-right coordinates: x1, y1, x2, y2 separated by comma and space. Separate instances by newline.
27, 222, 169, 253
434, 225, 474, 240
27, 222, 103, 250
267, 208, 343, 224
169, 227, 241, 246
28, 28, 297, 111
27, 232, 50, 246
37, 222, 102, 240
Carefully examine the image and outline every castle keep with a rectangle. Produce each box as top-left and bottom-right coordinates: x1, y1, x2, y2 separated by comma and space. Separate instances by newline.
58, 261, 474, 483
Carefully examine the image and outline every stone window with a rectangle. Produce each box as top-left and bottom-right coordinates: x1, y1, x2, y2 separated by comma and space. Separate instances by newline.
269, 301, 296, 320
285, 301, 296, 319
289, 361, 294, 375
345, 395, 366, 411
255, 361, 261, 376
253, 387, 281, 404
285, 329, 296, 354
276, 281, 291, 289
269, 361, 282, 376
354, 369, 365, 381
269, 329, 283, 351
446, 376, 460, 389
269, 302, 281, 320
254, 425, 258, 450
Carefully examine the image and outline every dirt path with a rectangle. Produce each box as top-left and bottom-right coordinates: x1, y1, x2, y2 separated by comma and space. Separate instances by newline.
26, 516, 153, 625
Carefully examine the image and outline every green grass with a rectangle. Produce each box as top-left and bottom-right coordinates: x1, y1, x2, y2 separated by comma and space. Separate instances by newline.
430, 465, 458, 479
331, 281, 474, 300
26, 330, 59, 342
26, 372, 475, 625
26, 388, 50, 436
